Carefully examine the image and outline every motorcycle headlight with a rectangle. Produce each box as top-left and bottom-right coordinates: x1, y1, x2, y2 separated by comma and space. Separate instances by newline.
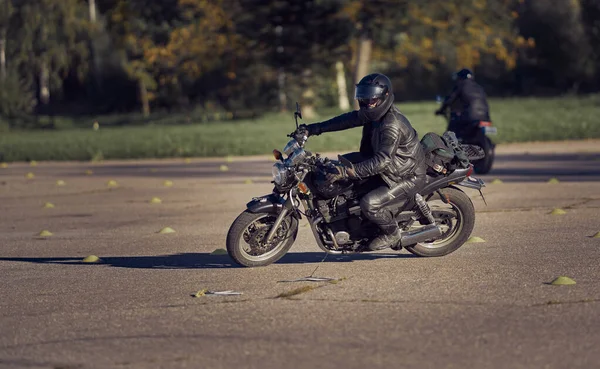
286, 148, 307, 166
271, 162, 288, 185
283, 139, 300, 156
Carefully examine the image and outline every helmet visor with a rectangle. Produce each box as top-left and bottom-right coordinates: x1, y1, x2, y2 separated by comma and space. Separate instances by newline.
355, 85, 387, 109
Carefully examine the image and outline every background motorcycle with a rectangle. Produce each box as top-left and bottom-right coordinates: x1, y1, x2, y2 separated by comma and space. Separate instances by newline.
226, 104, 486, 267
435, 96, 497, 174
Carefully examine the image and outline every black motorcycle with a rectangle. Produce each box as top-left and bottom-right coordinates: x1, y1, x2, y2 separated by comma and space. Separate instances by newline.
226, 104, 486, 267
435, 96, 496, 175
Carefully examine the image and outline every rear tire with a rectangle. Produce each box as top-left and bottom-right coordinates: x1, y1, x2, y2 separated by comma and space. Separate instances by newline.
474, 137, 494, 174
226, 210, 298, 267
405, 187, 475, 257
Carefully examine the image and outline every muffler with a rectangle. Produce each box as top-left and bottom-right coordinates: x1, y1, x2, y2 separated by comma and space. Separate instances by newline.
400, 224, 442, 246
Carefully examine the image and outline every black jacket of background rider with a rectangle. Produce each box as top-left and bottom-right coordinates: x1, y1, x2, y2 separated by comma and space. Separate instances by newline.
442, 78, 490, 122
307, 106, 426, 188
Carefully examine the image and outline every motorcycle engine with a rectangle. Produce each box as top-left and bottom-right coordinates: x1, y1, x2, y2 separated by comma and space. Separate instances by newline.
315, 194, 363, 245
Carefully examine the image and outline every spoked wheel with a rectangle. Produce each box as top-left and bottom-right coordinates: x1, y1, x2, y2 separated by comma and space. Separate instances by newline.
404, 187, 475, 257
226, 211, 298, 267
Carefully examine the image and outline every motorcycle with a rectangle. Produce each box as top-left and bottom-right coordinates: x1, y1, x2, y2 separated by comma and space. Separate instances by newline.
435, 97, 496, 175
226, 103, 486, 267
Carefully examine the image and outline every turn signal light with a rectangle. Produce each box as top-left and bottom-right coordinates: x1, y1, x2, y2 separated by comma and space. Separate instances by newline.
273, 149, 283, 161
298, 182, 310, 194
466, 164, 474, 177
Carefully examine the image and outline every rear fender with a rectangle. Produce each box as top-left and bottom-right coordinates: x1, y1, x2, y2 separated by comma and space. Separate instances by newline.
435, 185, 465, 204
456, 176, 485, 190
421, 168, 470, 196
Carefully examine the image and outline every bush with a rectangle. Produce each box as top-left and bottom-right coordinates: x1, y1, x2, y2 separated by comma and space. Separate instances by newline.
0, 70, 36, 125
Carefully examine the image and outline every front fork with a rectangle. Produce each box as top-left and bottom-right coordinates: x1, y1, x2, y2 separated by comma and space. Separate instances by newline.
264, 190, 300, 244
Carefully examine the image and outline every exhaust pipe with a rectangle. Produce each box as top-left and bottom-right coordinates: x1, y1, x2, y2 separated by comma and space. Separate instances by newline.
400, 224, 442, 246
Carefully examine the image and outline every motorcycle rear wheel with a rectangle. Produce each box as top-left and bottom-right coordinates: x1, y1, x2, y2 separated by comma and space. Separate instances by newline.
405, 187, 475, 257
226, 210, 298, 267
473, 136, 495, 174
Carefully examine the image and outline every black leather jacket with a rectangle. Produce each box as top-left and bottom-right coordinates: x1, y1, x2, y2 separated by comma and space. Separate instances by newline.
441, 79, 490, 121
307, 106, 426, 187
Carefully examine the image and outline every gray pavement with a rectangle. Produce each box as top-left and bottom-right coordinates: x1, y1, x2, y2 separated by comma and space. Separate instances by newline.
1, 141, 599, 369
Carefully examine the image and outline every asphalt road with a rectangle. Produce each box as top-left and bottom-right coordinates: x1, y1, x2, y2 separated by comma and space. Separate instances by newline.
1, 140, 599, 369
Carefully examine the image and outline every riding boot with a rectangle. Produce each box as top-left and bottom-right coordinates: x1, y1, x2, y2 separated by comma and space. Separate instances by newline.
368, 227, 402, 251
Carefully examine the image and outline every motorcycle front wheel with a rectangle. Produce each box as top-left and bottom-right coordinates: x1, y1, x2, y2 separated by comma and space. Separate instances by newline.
226, 210, 298, 267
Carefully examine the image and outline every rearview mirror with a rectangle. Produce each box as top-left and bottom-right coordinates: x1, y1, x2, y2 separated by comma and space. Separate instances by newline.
294, 102, 302, 129
294, 102, 302, 120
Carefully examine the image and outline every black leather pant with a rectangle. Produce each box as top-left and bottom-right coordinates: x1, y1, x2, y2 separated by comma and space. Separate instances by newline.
342, 152, 426, 235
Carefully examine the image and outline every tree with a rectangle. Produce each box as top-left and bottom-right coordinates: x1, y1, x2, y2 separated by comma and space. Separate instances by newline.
518, 0, 593, 92
385, 0, 526, 72
104, 0, 237, 116
335, 0, 407, 108
234, 0, 353, 116
580, 0, 600, 88
8, 0, 90, 110
0, 0, 14, 81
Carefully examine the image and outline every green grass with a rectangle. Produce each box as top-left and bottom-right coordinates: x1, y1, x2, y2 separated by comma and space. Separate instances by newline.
1, 95, 599, 162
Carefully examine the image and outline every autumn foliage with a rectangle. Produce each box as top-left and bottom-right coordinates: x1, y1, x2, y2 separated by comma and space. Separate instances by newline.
0, 0, 598, 120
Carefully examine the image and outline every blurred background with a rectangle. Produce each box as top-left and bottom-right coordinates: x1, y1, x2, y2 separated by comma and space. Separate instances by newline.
0, 0, 599, 161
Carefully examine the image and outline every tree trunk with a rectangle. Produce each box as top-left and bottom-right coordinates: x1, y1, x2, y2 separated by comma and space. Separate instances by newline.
301, 68, 316, 119
88, 0, 102, 91
39, 62, 50, 105
278, 67, 287, 112
88, 0, 97, 22
0, 36, 5, 81
0, 0, 9, 82
138, 79, 150, 117
353, 32, 372, 110
335, 61, 350, 110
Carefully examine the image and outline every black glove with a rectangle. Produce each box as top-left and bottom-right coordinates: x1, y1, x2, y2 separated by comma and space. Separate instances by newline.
326, 162, 357, 184
435, 108, 446, 116
290, 124, 310, 142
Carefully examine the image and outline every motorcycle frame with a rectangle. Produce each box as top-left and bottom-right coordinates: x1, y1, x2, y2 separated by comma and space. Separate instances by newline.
246, 165, 484, 254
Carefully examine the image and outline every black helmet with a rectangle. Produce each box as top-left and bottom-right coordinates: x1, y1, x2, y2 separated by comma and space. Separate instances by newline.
355, 73, 394, 121
453, 68, 473, 81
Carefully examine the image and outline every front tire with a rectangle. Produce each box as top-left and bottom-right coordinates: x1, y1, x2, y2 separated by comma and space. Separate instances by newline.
405, 187, 475, 257
226, 210, 298, 267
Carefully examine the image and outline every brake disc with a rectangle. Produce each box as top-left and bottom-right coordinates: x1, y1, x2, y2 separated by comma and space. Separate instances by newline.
246, 221, 289, 256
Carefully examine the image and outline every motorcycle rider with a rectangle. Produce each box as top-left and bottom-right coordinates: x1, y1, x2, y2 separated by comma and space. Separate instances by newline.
435, 68, 491, 137
293, 73, 427, 251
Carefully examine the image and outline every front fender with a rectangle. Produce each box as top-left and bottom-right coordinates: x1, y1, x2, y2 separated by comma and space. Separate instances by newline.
246, 193, 285, 214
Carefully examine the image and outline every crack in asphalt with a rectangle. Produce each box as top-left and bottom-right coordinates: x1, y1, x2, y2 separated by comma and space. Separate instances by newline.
299, 297, 497, 307
0, 187, 121, 201
477, 203, 600, 214
563, 197, 600, 209
532, 298, 600, 307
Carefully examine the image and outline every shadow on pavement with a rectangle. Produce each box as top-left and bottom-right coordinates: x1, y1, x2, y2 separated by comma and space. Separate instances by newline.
0, 252, 415, 269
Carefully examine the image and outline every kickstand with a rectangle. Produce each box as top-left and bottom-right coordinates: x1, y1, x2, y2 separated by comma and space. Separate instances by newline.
308, 252, 329, 277
478, 189, 487, 206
